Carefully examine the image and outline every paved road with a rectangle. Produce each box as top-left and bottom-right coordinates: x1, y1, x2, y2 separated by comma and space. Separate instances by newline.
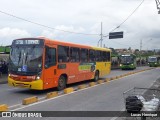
0, 66, 150, 107
0, 66, 159, 120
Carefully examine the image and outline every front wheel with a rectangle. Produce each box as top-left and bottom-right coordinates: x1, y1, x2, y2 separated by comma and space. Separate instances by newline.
93, 71, 99, 82
57, 76, 66, 91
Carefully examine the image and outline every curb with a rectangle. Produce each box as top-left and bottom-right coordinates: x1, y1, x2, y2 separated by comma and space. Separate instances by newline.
22, 96, 38, 105
0, 104, 8, 111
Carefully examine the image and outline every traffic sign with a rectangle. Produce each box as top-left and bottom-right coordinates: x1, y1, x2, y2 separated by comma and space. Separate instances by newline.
109, 31, 123, 39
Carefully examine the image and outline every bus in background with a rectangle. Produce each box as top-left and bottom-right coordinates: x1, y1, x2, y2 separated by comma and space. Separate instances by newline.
8, 37, 111, 90
119, 54, 136, 70
148, 56, 160, 67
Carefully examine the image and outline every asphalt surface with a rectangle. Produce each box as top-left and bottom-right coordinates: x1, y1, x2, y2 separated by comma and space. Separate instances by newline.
0, 66, 150, 106
0, 74, 8, 84
0, 66, 159, 120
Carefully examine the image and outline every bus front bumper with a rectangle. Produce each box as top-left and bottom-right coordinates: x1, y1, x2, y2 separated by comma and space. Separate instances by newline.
8, 77, 43, 90
148, 63, 158, 67
120, 64, 135, 69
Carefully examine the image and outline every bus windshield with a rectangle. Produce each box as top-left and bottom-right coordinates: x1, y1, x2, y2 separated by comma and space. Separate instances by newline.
148, 57, 157, 63
9, 45, 43, 75
120, 56, 134, 64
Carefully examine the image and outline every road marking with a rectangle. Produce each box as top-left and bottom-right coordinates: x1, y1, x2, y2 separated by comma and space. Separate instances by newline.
9, 96, 45, 109
9, 104, 21, 108
0, 88, 20, 93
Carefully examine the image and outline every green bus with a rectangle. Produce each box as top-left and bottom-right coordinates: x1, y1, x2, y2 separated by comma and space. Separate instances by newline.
148, 56, 160, 67
119, 54, 136, 70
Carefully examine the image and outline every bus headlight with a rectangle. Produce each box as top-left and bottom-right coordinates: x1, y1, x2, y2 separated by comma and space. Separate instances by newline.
36, 76, 40, 80
155, 63, 157, 64
120, 64, 122, 66
36, 71, 41, 80
131, 64, 133, 66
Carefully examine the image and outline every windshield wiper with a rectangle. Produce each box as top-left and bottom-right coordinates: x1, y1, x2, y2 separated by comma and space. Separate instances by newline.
18, 51, 22, 65
25, 52, 28, 64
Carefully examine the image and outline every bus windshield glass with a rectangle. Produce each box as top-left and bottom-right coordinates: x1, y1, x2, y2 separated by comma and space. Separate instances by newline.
148, 57, 157, 63
9, 39, 44, 75
120, 55, 134, 64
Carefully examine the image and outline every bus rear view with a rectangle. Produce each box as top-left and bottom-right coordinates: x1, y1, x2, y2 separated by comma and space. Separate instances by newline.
8, 38, 44, 90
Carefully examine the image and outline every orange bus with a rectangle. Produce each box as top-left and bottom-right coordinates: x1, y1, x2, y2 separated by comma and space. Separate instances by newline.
8, 37, 111, 90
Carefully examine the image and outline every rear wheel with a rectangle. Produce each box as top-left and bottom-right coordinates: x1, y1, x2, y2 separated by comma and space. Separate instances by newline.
57, 76, 66, 91
93, 71, 99, 82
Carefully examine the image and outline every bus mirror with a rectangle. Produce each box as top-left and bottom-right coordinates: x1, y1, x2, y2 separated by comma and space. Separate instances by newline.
45, 64, 49, 68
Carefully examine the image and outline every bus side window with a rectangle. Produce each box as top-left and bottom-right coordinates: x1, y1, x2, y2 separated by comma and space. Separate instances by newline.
89, 50, 95, 62
96, 50, 102, 62
106, 52, 110, 62
81, 49, 88, 62
58, 45, 69, 62
70, 47, 80, 62
103, 51, 110, 62
45, 46, 56, 68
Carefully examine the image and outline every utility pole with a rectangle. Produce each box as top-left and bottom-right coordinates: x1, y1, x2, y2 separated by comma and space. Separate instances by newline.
140, 39, 142, 52
140, 39, 142, 65
100, 22, 103, 47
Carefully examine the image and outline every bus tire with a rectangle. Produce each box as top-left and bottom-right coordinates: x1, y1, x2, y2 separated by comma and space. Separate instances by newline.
93, 70, 99, 82
57, 75, 66, 91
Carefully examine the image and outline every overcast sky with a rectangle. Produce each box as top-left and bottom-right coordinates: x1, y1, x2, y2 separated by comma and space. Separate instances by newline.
0, 0, 159, 50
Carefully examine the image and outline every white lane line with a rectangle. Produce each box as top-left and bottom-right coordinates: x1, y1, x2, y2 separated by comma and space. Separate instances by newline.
7, 88, 19, 91
9, 96, 46, 109
9, 104, 22, 108
0, 88, 20, 92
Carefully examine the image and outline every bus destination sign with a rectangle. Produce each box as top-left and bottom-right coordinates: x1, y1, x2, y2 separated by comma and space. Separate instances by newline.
14, 40, 40, 45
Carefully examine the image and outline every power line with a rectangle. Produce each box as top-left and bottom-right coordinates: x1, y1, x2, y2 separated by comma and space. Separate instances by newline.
0, 10, 99, 36
112, 0, 145, 32
102, 0, 145, 46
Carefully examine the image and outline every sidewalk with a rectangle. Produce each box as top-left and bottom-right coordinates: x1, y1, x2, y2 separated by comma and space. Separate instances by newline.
0, 74, 8, 84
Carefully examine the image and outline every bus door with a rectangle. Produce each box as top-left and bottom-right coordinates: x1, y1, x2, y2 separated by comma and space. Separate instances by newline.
43, 46, 57, 89
103, 51, 111, 75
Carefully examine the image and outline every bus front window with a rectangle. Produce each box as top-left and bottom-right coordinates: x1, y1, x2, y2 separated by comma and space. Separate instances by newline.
9, 46, 43, 75
148, 57, 157, 63
120, 56, 133, 64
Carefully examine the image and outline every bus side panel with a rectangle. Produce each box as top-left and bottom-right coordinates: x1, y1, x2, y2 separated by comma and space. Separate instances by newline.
56, 63, 74, 84
77, 62, 95, 82
96, 62, 111, 77
66, 63, 94, 84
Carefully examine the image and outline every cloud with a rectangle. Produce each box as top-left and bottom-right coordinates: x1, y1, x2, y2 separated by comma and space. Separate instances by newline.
41, 25, 85, 40
0, 0, 159, 49
0, 27, 31, 45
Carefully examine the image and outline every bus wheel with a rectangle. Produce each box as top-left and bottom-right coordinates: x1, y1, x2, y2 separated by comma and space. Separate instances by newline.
57, 76, 66, 91
94, 71, 99, 82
